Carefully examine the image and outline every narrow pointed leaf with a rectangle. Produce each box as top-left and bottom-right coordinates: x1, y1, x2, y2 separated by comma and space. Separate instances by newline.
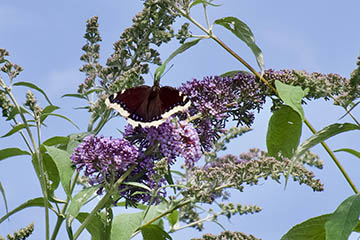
141, 225, 172, 240
339, 101, 360, 120
61, 93, 86, 99
76, 212, 106, 240
1, 123, 35, 138
0, 197, 51, 224
44, 146, 74, 198
334, 148, 360, 159
214, 17, 264, 72
325, 194, 360, 240
189, 0, 221, 8
275, 80, 308, 120
66, 186, 99, 226
281, 214, 331, 240
43, 136, 70, 146
111, 212, 143, 240
40, 113, 79, 129
266, 105, 302, 158
293, 123, 360, 162
0, 148, 30, 161
6, 106, 30, 121
0, 182, 9, 217
220, 70, 250, 78
40, 105, 60, 123
154, 39, 201, 81
13, 81, 53, 105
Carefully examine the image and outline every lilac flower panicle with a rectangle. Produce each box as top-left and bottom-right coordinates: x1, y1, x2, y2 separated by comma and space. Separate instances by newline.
70, 135, 163, 204
125, 118, 202, 168
179, 72, 265, 151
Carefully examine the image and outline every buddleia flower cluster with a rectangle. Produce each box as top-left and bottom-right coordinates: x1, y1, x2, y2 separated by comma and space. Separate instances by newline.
124, 117, 202, 168
191, 231, 261, 240
262, 68, 360, 107
70, 135, 165, 204
179, 72, 266, 151
181, 148, 323, 204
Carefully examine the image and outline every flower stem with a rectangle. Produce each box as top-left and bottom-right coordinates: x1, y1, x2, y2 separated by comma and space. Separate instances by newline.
6, 89, 50, 239
304, 120, 358, 193
73, 165, 137, 240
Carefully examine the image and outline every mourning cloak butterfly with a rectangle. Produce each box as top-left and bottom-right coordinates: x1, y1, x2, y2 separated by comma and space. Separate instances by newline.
105, 83, 191, 128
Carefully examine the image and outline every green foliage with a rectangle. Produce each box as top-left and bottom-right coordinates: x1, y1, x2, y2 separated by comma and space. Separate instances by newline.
266, 105, 302, 158
44, 146, 75, 198
189, 0, 221, 9
154, 38, 201, 82
1, 123, 35, 138
0, 148, 30, 161
110, 212, 143, 240
13, 81, 53, 105
0, 198, 50, 224
275, 80, 309, 120
66, 186, 99, 228
334, 148, 360, 159
214, 17, 264, 72
141, 225, 172, 240
281, 214, 331, 240
325, 194, 360, 240
76, 212, 106, 240
292, 123, 360, 162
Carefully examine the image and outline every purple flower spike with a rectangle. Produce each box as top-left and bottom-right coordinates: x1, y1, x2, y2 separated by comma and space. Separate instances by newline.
179, 72, 265, 151
71, 135, 163, 204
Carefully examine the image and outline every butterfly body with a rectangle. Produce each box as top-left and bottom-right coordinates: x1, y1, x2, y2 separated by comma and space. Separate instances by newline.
106, 84, 191, 128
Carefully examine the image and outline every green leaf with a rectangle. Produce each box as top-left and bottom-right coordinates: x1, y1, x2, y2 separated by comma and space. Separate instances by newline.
325, 194, 360, 240
275, 80, 309, 121
339, 101, 360, 120
266, 105, 302, 158
76, 212, 106, 240
13, 81, 53, 105
141, 225, 172, 240
354, 221, 360, 232
214, 17, 264, 72
40, 105, 60, 123
219, 70, 250, 78
61, 93, 86, 99
31, 153, 60, 198
143, 202, 168, 226
0, 197, 50, 224
189, 0, 221, 9
66, 186, 98, 226
40, 113, 79, 129
1, 123, 35, 138
44, 146, 74, 198
43, 136, 70, 146
167, 210, 179, 228
281, 214, 331, 240
334, 148, 360, 159
0, 181, 9, 218
154, 39, 201, 81
293, 123, 360, 162
6, 106, 30, 121
111, 212, 143, 240
0, 148, 31, 161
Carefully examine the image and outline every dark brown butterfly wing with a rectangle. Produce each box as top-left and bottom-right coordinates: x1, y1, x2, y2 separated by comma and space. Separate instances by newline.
106, 85, 191, 128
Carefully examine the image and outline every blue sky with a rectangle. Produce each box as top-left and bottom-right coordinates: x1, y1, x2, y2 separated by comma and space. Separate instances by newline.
1, 0, 360, 239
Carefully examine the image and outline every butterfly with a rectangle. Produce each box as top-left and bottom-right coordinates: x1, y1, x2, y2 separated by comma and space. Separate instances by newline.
105, 82, 191, 128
